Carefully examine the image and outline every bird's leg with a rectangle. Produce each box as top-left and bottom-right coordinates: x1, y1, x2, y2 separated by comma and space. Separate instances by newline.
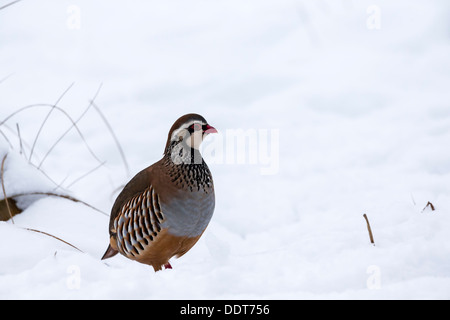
164, 262, 172, 269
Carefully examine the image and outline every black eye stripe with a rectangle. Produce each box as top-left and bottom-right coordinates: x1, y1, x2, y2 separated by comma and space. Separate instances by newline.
188, 123, 204, 131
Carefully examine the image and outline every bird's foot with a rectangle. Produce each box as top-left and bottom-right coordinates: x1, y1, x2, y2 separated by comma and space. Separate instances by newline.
164, 262, 172, 269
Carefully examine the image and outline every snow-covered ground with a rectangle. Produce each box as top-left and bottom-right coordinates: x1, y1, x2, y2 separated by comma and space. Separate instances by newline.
1, 0, 450, 299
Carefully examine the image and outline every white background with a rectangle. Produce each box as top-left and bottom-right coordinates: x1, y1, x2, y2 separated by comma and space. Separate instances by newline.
1, 0, 450, 299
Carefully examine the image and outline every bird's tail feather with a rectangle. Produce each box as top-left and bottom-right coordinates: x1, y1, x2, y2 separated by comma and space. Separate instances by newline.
101, 244, 118, 260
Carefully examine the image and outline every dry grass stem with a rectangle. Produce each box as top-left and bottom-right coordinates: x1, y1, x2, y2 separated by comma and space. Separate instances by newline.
66, 161, 107, 188
0, 0, 22, 11
0, 73, 14, 84
24, 227, 83, 253
38, 83, 103, 169
0, 128, 13, 149
16, 123, 26, 157
11, 191, 108, 216
363, 213, 375, 246
1, 154, 14, 223
1, 103, 103, 165
29, 83, 75, 162
91, 101, 130, 177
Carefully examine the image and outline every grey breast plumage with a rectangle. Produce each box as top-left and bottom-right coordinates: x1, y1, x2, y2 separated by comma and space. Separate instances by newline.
160, 159, 215, 237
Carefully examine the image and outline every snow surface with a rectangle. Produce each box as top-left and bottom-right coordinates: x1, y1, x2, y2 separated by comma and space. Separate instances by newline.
1, 0, 450, 299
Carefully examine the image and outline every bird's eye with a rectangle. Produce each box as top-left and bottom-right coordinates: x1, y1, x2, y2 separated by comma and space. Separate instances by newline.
189, 123, 202, 131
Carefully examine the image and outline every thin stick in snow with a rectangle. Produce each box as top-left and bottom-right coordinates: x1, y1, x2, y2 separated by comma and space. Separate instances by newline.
422, 201, 435, 212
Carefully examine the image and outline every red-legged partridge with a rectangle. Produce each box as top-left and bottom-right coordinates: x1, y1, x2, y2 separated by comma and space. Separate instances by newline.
101, 113, 217, 271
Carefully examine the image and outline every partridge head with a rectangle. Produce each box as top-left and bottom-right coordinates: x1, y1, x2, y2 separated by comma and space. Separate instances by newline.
101, 113, 217, 271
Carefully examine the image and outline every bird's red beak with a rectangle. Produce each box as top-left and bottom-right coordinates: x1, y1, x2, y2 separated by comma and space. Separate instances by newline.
204, 124, 218, 134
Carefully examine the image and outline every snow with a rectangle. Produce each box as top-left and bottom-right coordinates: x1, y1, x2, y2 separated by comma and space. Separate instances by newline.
1, 0, 450, 299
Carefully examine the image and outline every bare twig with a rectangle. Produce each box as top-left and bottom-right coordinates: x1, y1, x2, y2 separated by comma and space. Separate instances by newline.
422, 201, 435, 212
23, 228, 83, 253
11, 191, 108, 216
29, 83, 75, 163
0, 154, 14, 223
91, 101, 130, 177
363, 214, 375, 246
